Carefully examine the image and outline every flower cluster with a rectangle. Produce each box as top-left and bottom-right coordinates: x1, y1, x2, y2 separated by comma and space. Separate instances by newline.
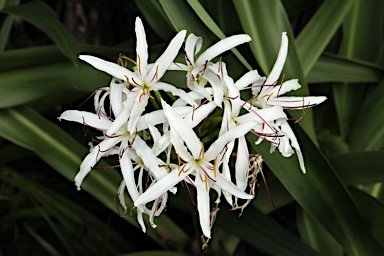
59, 17, 326, 240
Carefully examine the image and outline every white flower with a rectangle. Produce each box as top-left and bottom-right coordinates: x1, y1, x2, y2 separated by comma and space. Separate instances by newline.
245, 32, 327, 173
79, 17, 195, 133
134, 100, 254, 238
251, 32, 327, 110
170, 33, 251, 106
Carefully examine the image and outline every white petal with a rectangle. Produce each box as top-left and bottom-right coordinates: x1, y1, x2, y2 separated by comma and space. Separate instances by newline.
205, 122, 254, 161
235, 136, 249, 191
162, 100, 201, 159
135, 168, 189, 206
117, 180, 127, 210
265, 32, 288, 85
269, 79, 301, 96
59, 110, 112, 131
215, 172, 253, 200
195, 176, 211, 238
153, 82, 197, 106
204, 71, 224, 106
185, 33, 202, 65
267, 96, 327, 109
135, 17, 148, 78
74, 136, 121, 189
147, 30, 186, 83
196, 34, 251, 65
79, 55, 139, 82
281, 122, 306, 173
127, 93, 149, 133
106, 98, 132, 136
120, 139, 141, 201
236, 70, 264, 90
110, 79, 125, 117
133, 136, 168, 179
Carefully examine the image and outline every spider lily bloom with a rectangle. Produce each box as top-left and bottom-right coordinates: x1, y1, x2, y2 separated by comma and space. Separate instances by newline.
244, 32, 327, 173
79, 17, 195, 134
251, 32, 327, 110
169, 33, 252, 106
135, 100, 254, 238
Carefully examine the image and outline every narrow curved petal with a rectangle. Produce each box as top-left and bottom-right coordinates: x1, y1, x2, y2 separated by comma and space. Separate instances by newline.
281, 122, 306, 173
110, 79, 125, 117
205, 122, 255, 161
162, 100, 201, 159
59, 110, 112, 131
106, 99, 132, 136
204, 71, 224, 107
120, 139, 141, 201
148, 30, 186, 83
75, 136, 121, 189
269, 78, 301, 96
265, 32, 288, 85
153, 81, 197, 107
215, 172, 253, 200
196, 34, 251, 65
185, 33, 202, 65
235, 136, 249, 191
133, 136, 168, 179
235, 70, 264, 90
195, 176, 211, 238
135, 168, 190, 206
135, 17, 148, 78
127, 93, 149, 133
267, 96, 327, 109
79, 55, 139, 82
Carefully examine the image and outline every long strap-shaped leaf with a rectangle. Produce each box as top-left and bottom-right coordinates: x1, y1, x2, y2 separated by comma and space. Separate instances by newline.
217, 205, 321, 256
1, 1, 79, 64
295, 0, 354, 75
233, 0, 316, 143
0, 106, 189, 247
247, 127, 384, 255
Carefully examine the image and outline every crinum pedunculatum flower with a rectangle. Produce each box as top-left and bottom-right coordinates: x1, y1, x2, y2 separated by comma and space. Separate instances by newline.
59, 16, 326, 247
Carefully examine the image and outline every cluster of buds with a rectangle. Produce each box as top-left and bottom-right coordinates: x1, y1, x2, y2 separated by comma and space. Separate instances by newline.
59, 17, 326, 240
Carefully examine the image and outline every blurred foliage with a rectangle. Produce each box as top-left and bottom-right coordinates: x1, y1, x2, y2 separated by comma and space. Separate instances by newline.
0, 0, 383, 255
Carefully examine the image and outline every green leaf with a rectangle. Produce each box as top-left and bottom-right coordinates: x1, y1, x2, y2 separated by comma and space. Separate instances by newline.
159, 0, 215, 42
23, 223, 61, 256
1, 1, 78, 63
233, 0, 317, 143
333, 0, 384, 139
1, 167, 133, 254
308, 53, 384, 84
120, 252, 189, 256
296, 207, 343, 256
295, 0, 354, 75
0, 106, 189, 247
350, 188, 384, 245
185, 0, 252, 70
348, 79, 384, 150
247, 126, 384, 255
217, 205, 321, 256
256, 150, 384, 215
327, 151, 384, 185
134, 0, 174, 40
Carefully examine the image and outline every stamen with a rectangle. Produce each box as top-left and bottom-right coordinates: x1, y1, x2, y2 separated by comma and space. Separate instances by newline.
155, 65, 159, 80
205, 174, 208, 191
124, 75, 131, 87
137, 55, 141, 76
200, 142, 205, 158
294, 98, 310, 124
178, 165, 186, 176
213, 157, 217, 177
277, 74, 285, 97
266, 93, 274, 106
